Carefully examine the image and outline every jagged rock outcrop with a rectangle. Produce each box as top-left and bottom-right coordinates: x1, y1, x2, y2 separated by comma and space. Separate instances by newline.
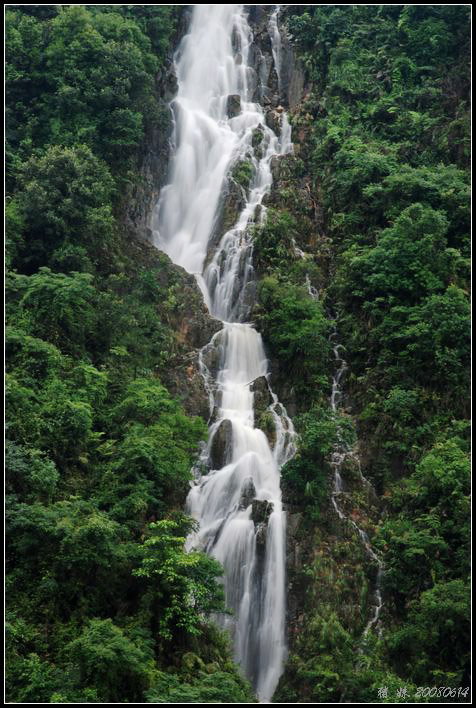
226, 93, 242, 118
251, 375, 277, 445
251, 498, 274, 524
122, 63, 177, 245
239, 477, 257, 510
279, 29, 306, 110
203, 178, 247, 269
252, 499, 274, 550
251, 375, 272, 412
209, 419, 233, 469
246, 5, 306, 110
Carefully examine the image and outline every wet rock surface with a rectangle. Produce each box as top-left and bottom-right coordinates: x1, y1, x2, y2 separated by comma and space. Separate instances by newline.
251, 498, 274, 525
227, 93, 242, 118
251, 375, 273, 412
252, 500, 274, 553
239, 477, 257, 510
209, 419, 233, 469
204, 179, 247, 268
122, 62, 177, 244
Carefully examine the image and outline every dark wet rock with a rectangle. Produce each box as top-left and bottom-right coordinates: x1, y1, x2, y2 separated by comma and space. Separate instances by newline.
246, 6, 306, 109
252, 498, 274, 552
265, 108, 283, 135
209, 419, 233, 469
247, 4, 269, 32
266, 356, 298, 417
227, 93, 242, 118
204, 178, 246, 267
339, 455, 364, 489
122, 58, 177, 244
175, 294, 222, 349
251, 499, 274, 525
279, 27, 306, 109
200, 339, 223, 378
237, 280, 257, 320
255, 522, 268, 548
251, 375, 272, 414
239, 477, 257, 510
246, 6, 279, 105
269, 154, 283, 182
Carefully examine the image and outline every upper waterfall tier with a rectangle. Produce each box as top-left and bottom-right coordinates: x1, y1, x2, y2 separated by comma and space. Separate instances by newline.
152, 5, 291, 313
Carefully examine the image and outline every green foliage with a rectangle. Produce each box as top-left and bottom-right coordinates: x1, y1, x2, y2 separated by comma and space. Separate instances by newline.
363, 165, 470, 253
275, 612, 359, 702
281, 406, 352, 513
133, 519, 224, 640
345, 203, 449, 304
231, 158, 254, 189
114, 403, 206, 507
276, 4, 470, 702
17, 268, 97, 354
373, 436, 470, 684
6, 441, 59, 503
257, 276, 332, 396
10, 145, 115, 272
253, 208, 298, 274
66, 619, 151, 702
5, 5, 178, 190
6, 3, 471, 702
147, 669, 255, 703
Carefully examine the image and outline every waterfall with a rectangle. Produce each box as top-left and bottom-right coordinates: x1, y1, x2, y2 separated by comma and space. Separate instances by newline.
152, 5, 295, 701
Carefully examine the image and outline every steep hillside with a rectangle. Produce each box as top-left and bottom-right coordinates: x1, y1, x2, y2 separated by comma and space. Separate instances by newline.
252, 6, 470, 703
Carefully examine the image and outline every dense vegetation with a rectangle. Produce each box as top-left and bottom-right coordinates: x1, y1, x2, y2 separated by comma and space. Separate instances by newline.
266, 5, 470, 702
5, 6, 254, 703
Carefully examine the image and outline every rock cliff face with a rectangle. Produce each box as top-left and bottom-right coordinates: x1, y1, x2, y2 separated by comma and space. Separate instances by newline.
246, 5, 306, 110
123, 66, 177, 246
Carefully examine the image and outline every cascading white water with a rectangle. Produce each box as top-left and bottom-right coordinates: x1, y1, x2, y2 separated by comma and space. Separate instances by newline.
268, 8, 282, 93
152, 5, 295, 701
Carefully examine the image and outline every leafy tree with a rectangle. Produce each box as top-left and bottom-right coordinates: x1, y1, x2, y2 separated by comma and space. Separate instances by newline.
345, 203, 449, 305
133, 519, 225, 640
66, 618, 151, 702
258, 276, 332, 395
281, 405, 350, 512
11, 146, 115, 272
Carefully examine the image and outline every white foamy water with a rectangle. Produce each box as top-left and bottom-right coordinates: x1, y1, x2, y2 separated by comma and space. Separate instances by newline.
152, 5, 295, 700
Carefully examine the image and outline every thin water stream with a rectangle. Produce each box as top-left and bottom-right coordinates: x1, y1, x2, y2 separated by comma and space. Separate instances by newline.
300, 269, 384, 639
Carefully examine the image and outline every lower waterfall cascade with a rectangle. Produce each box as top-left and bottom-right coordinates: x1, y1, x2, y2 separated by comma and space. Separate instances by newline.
152, 5, 295, 701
